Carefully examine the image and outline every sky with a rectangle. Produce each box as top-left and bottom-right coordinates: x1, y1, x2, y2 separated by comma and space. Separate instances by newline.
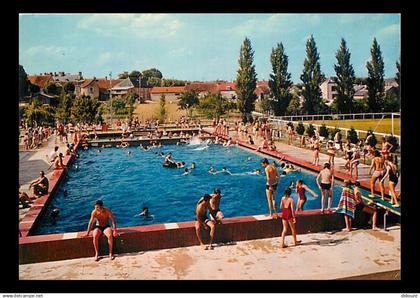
19, 13, 400, 83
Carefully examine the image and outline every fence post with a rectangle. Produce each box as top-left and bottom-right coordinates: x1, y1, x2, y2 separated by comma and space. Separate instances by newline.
392, 113, 394, 135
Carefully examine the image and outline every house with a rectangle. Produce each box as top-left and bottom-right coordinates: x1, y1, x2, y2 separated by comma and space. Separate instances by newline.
320, 77, 338, 104
150, 86, 186, 102
79, 77, 122, 100
27, 74, 53, 89
52, 71, 83, 84
185, 82, 218, 98
111, 76, 143, 99
255, 81, 270, 101
215, 81, 237, 100
37, 91, 58, 106
353, 85, 368, 100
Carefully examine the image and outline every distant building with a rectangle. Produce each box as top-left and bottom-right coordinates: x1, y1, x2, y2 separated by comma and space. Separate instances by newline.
27, 74, 53, 89
150, 86, 186, 102
320, 77, 338, 105
353, 85, 368, 100
79, 77, 122, 100
52, 71, 83, 84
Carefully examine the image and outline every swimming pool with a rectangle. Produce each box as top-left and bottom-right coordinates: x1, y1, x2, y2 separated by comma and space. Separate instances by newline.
33, 142, 368, 235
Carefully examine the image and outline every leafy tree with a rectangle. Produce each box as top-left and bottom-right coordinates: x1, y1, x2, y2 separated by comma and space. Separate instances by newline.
354, 77, 368, 85
300, 35, 323, 114
286, 94, 302, 115
235, 37, 258, 122
29, 82, 40, 96
366, 38, 385, 112
44, 81, 61, 96
63, 81, 75, 94
347, 127, 359, 144
147, 77, 162, 87
178, 90, 199, 118
333, 38, 355, 113
23, 99, 56, 126
330, 127, 341, 141
162, 79, 186, 87
142, 68, 163, 79
383, 88, 400, 112
55, 91, 73, 124
296, 122, 305, 135
319, 124, 329, 138
118, 71, 129, 79
129, 70, 142, 78
19, 65, 29, 100
306, 124, 315, 138
198, 92, 234, 122
268, 43, 292, 116
156, 94, 167, 123
259, 94, 272, 114
71, 95, 101, 123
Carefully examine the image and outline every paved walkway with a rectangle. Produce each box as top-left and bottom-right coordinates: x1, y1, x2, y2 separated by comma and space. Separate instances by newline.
233, 131, 400, 193
19, 134, 69, 220
19, 226, 400, 280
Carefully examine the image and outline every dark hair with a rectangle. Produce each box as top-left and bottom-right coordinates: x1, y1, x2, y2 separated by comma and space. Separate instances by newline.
261, 158, 269, 165
297, 179, 303, 184
284, 187, 292, 196
354, 181, 361, 187
324, 163, 330, 169
203, 194, 212, 201
40, 171, 45, 176
54, 146, 59, 151
95, 199, 103, 207
343, 180, 352, 187
214, 188, 221, 194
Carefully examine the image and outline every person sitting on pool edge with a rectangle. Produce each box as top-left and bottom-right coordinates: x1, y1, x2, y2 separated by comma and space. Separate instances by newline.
84, 199, 119, 261
29, 171, 49, 197
195, 194, 217, 250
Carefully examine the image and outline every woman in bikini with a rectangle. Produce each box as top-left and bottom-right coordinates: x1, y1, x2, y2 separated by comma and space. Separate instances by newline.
280, 187, 301, 248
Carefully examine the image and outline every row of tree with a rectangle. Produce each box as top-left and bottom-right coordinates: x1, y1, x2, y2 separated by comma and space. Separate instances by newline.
118, 68, 186, 88
235, 36, 400, 122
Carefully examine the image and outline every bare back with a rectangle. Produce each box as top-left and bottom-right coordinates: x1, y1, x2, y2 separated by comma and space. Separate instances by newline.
265, 164, 279, 186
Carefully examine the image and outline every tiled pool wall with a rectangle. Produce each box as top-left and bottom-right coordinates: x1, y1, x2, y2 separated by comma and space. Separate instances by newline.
18, 131, 396, 264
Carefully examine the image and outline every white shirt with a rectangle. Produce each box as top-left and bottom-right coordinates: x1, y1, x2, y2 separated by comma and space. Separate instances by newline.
49, 150, 58, 162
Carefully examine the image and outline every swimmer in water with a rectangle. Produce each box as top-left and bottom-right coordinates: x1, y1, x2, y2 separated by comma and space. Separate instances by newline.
127, 151, 132, 155
97, 149, 101, 153
191, 162, 196, 169
177, 162, 186, 168
208, 166, 216, 174
51, 208, 60, 222
182, 168, 191, 175
135, 207, 155, 219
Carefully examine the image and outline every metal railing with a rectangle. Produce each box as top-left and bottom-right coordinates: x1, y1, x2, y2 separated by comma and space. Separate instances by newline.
252, 112, 401, 143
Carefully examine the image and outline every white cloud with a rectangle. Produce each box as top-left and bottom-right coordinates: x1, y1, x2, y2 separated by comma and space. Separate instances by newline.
375, 23, 400, 39
25, 45, 74, 57
229, 14, 321, 36
78, 14, 183, 39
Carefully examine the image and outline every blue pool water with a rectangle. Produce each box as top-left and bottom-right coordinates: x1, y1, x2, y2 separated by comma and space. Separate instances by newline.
33, 142, 369, 235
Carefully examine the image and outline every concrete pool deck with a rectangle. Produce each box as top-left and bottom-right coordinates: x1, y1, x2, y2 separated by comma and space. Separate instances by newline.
19, 225, 400, 280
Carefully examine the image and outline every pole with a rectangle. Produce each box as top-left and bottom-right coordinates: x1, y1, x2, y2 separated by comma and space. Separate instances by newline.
392, 113, 394, 135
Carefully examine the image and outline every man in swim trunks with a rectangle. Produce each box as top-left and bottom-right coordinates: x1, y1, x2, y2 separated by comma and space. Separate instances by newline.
84, 199, 119, 261
195, 194, 216, 250
316, 163, 334, 213
261, 158, 280, 218
368, 150, 385, 200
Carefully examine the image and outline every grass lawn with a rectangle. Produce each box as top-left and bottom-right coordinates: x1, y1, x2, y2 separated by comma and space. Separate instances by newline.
307, 118, 400, 136
133, 101, 187, 122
